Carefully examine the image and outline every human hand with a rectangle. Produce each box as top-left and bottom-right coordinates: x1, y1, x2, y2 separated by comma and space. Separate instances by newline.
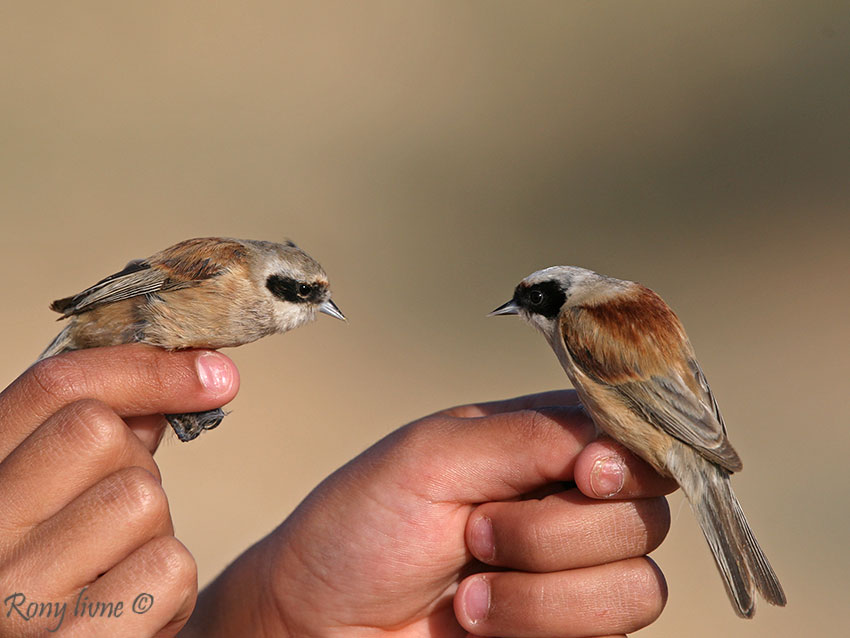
185, 390, 675, 638
0, 345, 239, 637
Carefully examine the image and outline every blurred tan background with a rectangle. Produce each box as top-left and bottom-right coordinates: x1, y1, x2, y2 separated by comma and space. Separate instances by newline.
1, 1, 848, 635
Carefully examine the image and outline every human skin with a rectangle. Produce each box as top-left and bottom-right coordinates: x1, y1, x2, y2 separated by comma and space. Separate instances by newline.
0, 345, 673, 637
182, 397, 675, 637
0, 345, 239, 637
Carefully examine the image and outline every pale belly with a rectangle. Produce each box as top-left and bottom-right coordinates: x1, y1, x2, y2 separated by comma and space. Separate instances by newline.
552, 338, 673, 475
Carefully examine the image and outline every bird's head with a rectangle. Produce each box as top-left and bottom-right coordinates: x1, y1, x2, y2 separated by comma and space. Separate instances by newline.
489, 265, 623, 340
252, 240, 345, 333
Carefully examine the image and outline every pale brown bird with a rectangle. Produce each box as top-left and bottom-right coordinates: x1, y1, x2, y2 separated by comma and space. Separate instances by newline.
491, 265, 786, 618
39, 237, 345, 442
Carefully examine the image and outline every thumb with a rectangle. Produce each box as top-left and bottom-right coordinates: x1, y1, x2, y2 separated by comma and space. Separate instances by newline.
384, 403, 597, 505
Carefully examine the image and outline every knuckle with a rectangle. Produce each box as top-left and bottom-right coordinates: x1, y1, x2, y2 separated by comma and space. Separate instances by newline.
619, 557, 667, 627
28, 356, 90, 406
390, 416, 464, 497
397, 415, 455, 457
137, 351, 173, 396
511, 409, 566, 467
511, 407, 576, 448
144, 536, 198, 591
61, 399, 126, 455
511, 409, 547, 441
133, 345, 191, 399
109, 467, 169, 526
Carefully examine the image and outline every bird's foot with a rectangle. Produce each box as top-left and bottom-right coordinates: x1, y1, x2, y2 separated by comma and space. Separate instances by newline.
165, 408, 228, 442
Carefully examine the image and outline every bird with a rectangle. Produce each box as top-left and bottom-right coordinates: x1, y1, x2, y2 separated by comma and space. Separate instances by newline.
490, 265, 786, 618
39, 237, 345, 442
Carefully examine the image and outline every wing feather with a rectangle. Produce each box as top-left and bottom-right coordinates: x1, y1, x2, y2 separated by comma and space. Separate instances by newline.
562, 286, 742, 472
50, 238, 245, 317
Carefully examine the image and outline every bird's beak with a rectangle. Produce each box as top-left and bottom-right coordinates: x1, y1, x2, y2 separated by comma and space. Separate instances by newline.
488, 299, 520, 317
319, 299, 347, 321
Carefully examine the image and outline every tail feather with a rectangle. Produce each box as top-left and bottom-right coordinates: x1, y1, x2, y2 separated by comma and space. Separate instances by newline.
729, 489, 787, 607
38, 323, 76, 361
697, 467, 755, 617
668, 443, 786, 617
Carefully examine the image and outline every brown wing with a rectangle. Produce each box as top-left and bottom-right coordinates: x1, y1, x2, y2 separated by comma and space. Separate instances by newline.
562, 285, 742, 472
50, 238, 246, 318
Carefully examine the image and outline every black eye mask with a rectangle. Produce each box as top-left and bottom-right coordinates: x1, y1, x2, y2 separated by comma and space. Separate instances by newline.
266, 275, 325, 304
514, 281, 566, 320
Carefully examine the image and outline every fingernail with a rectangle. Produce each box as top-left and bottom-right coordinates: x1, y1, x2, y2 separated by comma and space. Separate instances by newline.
591, 456, 625, 498
463, 576, 490, 624
470, 516, 495, 562
196, 352, 233, 394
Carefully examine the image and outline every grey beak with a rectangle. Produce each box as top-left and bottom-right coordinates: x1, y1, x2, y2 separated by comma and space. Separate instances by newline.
488, 299, 520, 317
319, 298, 346, 321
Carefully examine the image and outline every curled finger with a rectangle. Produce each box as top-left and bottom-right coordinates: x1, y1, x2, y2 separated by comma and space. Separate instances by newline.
455, 557, 667, 638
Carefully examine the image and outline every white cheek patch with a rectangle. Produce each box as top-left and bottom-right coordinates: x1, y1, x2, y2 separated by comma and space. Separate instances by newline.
522, 311, 558, 340
273, 303, 317, 333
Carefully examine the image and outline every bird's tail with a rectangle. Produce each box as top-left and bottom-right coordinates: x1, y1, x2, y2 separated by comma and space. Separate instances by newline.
38, 322, 75, 361
667, 443, 786, 618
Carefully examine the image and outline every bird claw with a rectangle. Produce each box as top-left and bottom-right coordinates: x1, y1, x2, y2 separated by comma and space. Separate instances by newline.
166, 408, 227, 442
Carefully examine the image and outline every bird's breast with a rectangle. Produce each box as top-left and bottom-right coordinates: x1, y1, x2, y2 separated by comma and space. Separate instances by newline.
140, 282, 276, 349
553, 335, 673, 475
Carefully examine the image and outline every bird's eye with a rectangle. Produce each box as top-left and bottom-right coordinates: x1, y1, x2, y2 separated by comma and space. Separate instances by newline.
297, 283, 313, 298
528, 289, 545, 305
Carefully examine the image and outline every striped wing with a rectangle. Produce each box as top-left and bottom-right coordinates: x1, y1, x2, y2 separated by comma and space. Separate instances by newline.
50, 238, 245, 317
561, 287, 742, 472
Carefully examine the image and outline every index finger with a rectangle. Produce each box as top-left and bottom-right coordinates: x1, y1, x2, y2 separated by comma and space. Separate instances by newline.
389, 405, 596, 505
445, 389, 581, 418
444, 390, 676, 500
0, 344, 239, 458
